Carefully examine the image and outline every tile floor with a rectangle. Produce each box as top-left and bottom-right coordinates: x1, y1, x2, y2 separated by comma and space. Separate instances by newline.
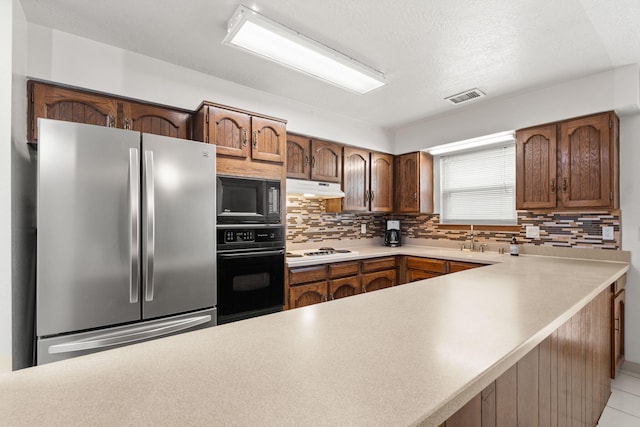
598, 369, 640, 426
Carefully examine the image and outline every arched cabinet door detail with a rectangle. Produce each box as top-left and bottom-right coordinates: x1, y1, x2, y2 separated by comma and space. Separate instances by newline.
126, 102, 191, 139
251, 117, 286, 163
516, 124, 557, 209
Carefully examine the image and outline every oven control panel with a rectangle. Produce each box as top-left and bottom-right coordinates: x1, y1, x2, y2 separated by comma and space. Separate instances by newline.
217, 226, 285, 249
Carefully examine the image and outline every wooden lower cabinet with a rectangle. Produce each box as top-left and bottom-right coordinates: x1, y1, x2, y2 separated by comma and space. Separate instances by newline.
612, 274, 626, 378
289, 281, 327, 309
442, 288, 611, 426
329, 276, 361, 300
361, 270, 396, 292
448, 261, 485, 273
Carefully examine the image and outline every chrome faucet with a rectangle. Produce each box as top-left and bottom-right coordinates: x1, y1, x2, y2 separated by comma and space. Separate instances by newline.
459, 225, 475, 252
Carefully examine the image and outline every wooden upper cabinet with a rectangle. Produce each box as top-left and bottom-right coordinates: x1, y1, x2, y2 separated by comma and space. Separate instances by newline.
124, 101, 191, 139
343, 147, 370, 211
286, 134, 311, 179
395, 152, 434, 213
193, 102, 287, 165
559, 113, 612, 208
251, 116, 286, 163
311, 139, 342, 182
29, 81, 192, 142
206, 106, 251, 158
515, 111, 619, 210
370, 152, 394, 212
29, 81, 118, 142
516, 124, 558, 209
343, 148, 394, 213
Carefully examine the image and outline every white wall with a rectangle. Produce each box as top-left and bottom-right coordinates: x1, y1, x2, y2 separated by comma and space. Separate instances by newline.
11, 0, 33, 370
394, 65, 640, 152
620, 113, 640, 363
26, 25, 392, 152
1, 0, 14, 373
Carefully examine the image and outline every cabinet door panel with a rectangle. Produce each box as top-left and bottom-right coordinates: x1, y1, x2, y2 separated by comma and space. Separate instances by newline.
286, 134, 311, 179
329, 276, 361, 300
370, 152, 394, 212
396, 153, 419, 212
612, 289, 625, 377
343, 147, 369, 211
209, 107, 251, 158
362, 270, 396, 292
516, 124, 557, 209
559, 114, 611, 208
252, 117, 286, 163
125, 102, 190, 139
311, 140, 342, 182
289, 282, 327, 309
29, 81, 118, 142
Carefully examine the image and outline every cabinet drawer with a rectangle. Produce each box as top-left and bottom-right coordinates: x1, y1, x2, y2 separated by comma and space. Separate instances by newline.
361, 257, 396, 273
328, 261, 360, 279
448, 261, 485, 273
288, 266, 328, 285
406, 257, 447, 274
614, 274, 626, 294
406, 269, 441, 283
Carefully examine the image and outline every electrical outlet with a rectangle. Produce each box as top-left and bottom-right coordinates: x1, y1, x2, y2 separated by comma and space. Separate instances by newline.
602, 226, 614, 240
526, 226, 540, 239
361, 223, 366, 234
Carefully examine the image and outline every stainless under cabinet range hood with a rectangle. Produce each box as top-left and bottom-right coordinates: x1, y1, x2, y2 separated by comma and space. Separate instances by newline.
286, 179, 345, 198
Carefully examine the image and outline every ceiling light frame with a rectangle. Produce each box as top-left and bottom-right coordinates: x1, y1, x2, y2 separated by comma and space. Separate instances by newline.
426, 130, 515, 156
222, 5, 386, 95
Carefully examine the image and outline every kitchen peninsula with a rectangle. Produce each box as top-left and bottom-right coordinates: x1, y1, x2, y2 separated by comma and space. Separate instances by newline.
0, 247, 628, 426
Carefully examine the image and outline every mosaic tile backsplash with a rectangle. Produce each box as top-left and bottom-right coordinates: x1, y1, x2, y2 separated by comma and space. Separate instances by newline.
286, 196, 621, 250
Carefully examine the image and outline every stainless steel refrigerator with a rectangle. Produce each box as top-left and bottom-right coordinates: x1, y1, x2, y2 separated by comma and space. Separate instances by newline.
36, 119, 216, 365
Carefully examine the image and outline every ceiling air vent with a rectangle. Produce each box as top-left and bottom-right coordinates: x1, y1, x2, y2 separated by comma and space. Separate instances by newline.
445, 88, 486, 105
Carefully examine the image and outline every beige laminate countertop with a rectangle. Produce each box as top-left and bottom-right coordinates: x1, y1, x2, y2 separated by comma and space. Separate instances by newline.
0, 246, 629, 427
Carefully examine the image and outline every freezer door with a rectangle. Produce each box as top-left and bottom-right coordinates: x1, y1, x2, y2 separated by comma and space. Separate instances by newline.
37, 119, 142, 337
141, 134, 216, 319
37, 308, 216, 365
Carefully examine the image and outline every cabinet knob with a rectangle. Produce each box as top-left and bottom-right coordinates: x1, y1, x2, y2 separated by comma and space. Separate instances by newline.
551, 178, 556, 193
562, 178, 568, 192
413, 192, 418, 201
252, 130, 258, 148
311, 156, 316, 168
304, 155, 310, 166
321, 294, 328, 302
107, 115, 116, 128
242, 129, 248, 147
370, 191, 374, 201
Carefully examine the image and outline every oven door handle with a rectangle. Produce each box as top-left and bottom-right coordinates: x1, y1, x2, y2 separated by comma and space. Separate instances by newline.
218, 249, 285, 258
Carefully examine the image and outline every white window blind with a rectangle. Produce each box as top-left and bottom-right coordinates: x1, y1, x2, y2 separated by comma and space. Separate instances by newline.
440, 144, 516, 224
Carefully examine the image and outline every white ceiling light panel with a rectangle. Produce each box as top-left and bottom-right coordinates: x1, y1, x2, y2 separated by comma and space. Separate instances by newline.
222, 5, 386, 95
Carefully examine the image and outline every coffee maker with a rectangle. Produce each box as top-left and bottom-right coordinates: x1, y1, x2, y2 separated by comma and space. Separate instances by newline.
384, 219, 401, 247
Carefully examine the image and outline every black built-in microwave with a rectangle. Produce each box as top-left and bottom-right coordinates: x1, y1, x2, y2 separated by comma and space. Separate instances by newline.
216, 176, 281, 224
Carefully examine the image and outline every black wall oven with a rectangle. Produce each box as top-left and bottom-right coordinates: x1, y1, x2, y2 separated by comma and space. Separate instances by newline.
216, 225, 285, 324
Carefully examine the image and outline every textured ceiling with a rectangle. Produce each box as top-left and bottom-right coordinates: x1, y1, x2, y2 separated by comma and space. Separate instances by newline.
19, 0, 640, 130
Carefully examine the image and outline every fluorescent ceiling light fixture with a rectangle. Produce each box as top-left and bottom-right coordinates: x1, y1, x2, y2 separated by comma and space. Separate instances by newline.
426, 130, 515, 156
222, 5, 385, 94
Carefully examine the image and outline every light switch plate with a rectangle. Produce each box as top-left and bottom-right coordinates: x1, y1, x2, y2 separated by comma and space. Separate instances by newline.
602, 226, 614, 240
526, 226, 540, 239
361, 223, 366, 234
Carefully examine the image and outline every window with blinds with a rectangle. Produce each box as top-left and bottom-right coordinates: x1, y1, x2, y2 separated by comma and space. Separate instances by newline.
439, 144, 516, 224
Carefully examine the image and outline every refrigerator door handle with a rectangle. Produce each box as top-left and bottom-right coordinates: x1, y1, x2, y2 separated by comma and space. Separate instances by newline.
46, 315, 212, 355
144, 150, 155, 302
129, 148, 140, 304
